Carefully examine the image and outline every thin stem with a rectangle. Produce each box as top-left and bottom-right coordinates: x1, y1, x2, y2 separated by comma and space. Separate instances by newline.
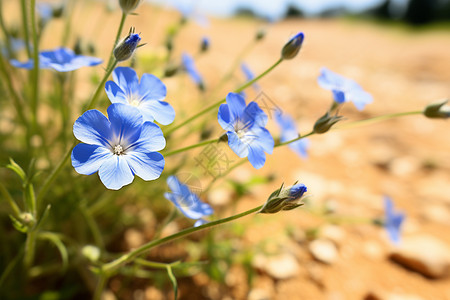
20, 0, 31, 58
335, 111, 422, 129
100, 205, 263, 274
36, 141, 75, 206
86, 61, 117, 111
30, 0, 40, 132
134, 258, 180, 269
93, 275, 108, 300
275, 131, 315, 148
0, 182, 21, 218
24, 229, 37, 270
165, 58, 284, 136
106, 13, 127, 70
163, 138, 219, 157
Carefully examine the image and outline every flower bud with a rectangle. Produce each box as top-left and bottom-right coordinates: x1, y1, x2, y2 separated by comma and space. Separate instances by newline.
260, 183, 307, 214
119, 0, 141, 14
81, 245, 101, 262
423, 99, 450, 119
281, 32, 304, 60
113, 27, 141, 62
313, 111, 343, 134
255, 28, 266, 41
200, 37, 210, 52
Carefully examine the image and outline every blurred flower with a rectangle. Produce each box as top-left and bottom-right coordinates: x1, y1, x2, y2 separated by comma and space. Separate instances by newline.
164, 176, 213, 226
172, 0, 209, 27
1, 37, 26, 58
260, 182, 307, 214
37, 2, 53, 27
113, 27, 141, 62
119, 0, 141, 14
281, 32, 304, 60
105, 67, 175, 125
318, 67, 373, 111
200, 36, 210, 52
10, 47, 102, 72
241, 63, 261, 92
423, 99, 450, 119
218, 92, 274, 169
71, 103, 165, 190
181, 52, 204, 90
275, 110, 309, 159
384, 196, 405, 244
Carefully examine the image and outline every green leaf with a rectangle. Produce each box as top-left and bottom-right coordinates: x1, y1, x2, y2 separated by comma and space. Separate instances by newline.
6, 158, 26, 182
166, 265, 178, 300
9, 215, 28, 233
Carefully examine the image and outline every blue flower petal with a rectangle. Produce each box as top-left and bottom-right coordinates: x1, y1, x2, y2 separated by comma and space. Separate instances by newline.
98, 155, 134, 190
139, 100, 175, 125
250, 127, 274, 154
243, 101, 268, 127
105, 81, 129, 104
227, 131, 249, 158
73, 109, 112, 147
218, 103, 234, 131
107, 104, 142, 145
112, 67, 139, 95
138, 73, 167, 101
247, 146, 266, 169
124, 151, 164, 181
349, 89, 373, 111
71, 144, 112, 175
194, 219, 208, 227
129, 121, 166, 153
226, 92, 246, 121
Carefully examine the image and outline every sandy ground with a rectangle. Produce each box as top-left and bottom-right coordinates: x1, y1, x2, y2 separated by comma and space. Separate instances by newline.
4, 1, 450, 299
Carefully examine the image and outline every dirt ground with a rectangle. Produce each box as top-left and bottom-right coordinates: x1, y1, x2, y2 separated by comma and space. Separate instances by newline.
6, 1, 450, 299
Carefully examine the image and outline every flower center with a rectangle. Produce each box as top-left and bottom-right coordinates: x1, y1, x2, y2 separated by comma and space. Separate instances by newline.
128, 93, 142, 107
113, 145, 124, 155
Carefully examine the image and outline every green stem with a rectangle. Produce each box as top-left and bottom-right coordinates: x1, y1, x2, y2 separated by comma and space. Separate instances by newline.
163, 138, 219, 157
30, 0, 40, 132
99, 204, 263, 275
93, 275, 108, 300
0, 182, 21, 218
86, 60, 117, 111
134, 258, 180, 269
20, 0, 31, 58
275, 131, 315, 148
165, 58, 284, 136
335, 110, 422, 129
36, 141, 75, 206
106, 13, 126, 70
79, 203, 105, 251
24, 228, 37, 270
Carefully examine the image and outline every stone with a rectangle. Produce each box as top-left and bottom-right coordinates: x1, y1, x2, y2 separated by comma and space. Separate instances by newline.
309, 238, 339, 264
253, 253, 300, 280
390, 235, 450, 278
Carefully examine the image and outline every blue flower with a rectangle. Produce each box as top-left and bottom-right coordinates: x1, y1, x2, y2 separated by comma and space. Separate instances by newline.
105, 67, 175, 125
274, 110, 309, 159
384, 196, 405, 244
218, 92, 274, 169
288, 183, 307, 200
71, 103, 165, 190
318, 67, 373, 111
181, 52, 204, 89
172, 0, 209, 27
241, 63, 261, 92
164, 176, 213, 226
10, 47, 102, 72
